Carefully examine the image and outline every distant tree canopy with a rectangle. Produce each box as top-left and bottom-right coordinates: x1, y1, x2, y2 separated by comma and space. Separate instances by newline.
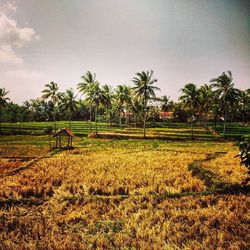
1, 71, 250, 131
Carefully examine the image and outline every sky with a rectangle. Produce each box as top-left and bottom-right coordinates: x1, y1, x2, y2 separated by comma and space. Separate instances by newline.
0, 0, 249, 104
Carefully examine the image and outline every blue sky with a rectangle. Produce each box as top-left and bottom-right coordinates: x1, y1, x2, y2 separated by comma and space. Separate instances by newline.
1, 0, 249, 104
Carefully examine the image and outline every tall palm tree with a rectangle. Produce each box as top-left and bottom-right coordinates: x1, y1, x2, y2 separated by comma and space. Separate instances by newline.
115, 85, 132, 128
132, 70, 159, 138
78, 71, 98, 132
179, 83, 199, 139
239, 90, 250, 126
22, 100, 32, 121
0, 88, 10, 133
101, 84, 113, 131
85, 82, 103, 134
130, 97, 143, 128
60, 89, 78, 129
198, 84, 214, 128
159, 95, 172, 127
210, 71, 240, 138
160, 95, 170, 112
41, 82, 61, 132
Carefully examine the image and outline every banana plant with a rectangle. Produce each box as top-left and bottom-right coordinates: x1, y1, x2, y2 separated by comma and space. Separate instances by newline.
237, 136, 250, 166
235, 135, 250, 185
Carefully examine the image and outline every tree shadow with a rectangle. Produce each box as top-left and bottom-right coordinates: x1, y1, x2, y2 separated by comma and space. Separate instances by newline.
188, 160, 250, 195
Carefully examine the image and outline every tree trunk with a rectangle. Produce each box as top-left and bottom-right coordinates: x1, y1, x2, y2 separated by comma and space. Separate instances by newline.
53, 110, 56, 133
125, 105, 128, 128
143, 99, 147, 139
201, 114, 204, 127
52, 99, 57, 133
214, 116, 217, 130
191, 120, 194, 140
89, 105, 92, 132
106, 105, 109, 132
143, 111, 146, 139
119, 109, 122, 129
223, 109, 227, 138
204, 110, 208, 129
191, 108, 194, 140
95, 107, 97, 134
69, 112, 72, 129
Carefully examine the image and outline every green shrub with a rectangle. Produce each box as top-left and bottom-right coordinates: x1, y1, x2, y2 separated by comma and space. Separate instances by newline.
238, 135, 250, 168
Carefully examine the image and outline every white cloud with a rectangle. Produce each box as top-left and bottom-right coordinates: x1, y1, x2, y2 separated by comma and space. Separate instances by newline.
0, 3, 39, 65
0, 2, 16, 15
0, 14, 38, 47
0, 44, 23, 64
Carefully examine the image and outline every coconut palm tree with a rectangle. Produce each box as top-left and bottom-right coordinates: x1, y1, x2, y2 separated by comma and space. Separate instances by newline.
101, 84, 113, 131
130, 97, 143, 128
159, 95, 173, 127
198, 84, 214, 128
0, 88, 10, 133
115, 85, 132, 128
84, 82, 103, 134
210, 71, 240, 138
60, 89, 78, 129
41, 82, 61, 132
239, 90, 250, 126
78, 71, 98, 132
160, 95, 170, 112
179, 83, 199, 139
132, 70, 159, 138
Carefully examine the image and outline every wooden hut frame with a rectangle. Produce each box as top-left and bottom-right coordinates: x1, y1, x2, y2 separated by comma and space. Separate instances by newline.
52, 128, 76, 149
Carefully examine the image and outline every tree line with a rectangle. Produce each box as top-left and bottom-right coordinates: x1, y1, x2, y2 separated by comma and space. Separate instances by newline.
1, 70, 250, 138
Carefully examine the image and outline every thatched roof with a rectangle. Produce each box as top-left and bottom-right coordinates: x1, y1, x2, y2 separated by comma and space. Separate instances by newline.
52, 128, 76, 138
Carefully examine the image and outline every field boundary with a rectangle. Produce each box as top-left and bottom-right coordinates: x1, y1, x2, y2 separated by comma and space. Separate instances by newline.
0, 151, 51, 179
188, 154, 250, 194
2, 184, 250, 209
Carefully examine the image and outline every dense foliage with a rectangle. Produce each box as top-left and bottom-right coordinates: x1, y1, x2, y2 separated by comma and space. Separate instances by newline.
1, 71, 250, 132
238, 136, 250, 167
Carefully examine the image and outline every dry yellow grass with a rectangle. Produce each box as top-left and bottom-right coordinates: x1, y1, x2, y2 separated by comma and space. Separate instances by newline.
0, 139, 249, 249
0, 145, 47, 157
203, 151, 248, 184
0, 146, 207, 199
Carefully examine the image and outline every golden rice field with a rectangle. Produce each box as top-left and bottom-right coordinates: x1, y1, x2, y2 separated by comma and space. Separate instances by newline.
0, 136, 249, 249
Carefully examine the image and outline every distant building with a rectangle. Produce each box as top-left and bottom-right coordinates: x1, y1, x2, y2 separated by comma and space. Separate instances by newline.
159, 111, 174, 119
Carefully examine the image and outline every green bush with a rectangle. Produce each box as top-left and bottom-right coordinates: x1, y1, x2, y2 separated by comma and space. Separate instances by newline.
238, 135, 250, 168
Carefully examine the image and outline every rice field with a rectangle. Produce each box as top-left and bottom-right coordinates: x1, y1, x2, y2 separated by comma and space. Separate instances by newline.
1, 121, 249, 140
213, 123, 250, 139
0, 136, 249, 249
